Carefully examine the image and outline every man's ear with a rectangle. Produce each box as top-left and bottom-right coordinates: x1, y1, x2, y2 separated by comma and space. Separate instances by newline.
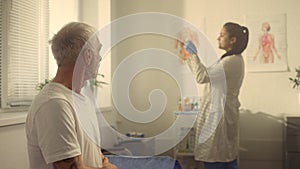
83, 48, 93, 65
230, 37, 237, 44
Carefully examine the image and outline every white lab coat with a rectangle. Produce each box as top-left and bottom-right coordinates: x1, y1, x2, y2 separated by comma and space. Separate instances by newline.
186, 54, 245, 162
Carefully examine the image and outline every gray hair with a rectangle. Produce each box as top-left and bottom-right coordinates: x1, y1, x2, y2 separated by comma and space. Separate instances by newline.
49, 22, 97, 66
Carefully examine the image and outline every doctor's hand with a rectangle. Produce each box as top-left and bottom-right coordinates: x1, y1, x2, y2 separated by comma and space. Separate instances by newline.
184, 40, 198, 56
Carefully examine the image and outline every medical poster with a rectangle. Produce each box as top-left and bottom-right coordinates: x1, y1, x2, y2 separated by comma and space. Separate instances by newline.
245, 13, 288, 72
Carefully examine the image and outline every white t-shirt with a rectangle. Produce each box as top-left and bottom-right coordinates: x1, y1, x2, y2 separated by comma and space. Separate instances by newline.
26, 82, 103, 169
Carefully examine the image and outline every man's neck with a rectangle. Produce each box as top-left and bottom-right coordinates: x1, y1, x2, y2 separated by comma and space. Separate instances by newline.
53, 65, 78, 91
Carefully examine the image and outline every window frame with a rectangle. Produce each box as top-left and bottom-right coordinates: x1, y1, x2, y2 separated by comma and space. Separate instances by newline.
0, 0, 49, 110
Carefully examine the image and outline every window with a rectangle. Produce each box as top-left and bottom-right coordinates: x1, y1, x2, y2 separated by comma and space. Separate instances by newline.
0, 0, 49, 109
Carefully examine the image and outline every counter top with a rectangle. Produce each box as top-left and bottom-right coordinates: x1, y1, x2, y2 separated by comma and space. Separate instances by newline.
0, 111, 27, 127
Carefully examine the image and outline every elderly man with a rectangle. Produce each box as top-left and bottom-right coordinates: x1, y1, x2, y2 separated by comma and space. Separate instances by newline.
26, 22, 117, 169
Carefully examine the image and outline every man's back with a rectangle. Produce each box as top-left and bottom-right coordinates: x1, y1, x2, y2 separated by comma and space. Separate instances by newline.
26, 82, 102, 169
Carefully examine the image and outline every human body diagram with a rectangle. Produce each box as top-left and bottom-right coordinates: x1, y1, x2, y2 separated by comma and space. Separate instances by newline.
253, 22, 281, 64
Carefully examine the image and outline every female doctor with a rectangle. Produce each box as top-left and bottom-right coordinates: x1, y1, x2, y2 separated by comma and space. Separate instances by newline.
183, 22, 249, 169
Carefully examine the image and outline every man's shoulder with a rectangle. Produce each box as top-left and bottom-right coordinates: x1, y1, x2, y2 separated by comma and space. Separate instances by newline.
40, 82, 72, 100
29, 83, 74, 113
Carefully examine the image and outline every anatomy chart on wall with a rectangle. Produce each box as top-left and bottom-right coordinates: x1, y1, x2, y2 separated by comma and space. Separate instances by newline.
245, 13, 288, 72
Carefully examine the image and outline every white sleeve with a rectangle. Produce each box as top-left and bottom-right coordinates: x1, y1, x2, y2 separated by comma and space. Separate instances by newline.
187, 55, 226, 84
35, 99, 81, 164
186, 54, 210, 83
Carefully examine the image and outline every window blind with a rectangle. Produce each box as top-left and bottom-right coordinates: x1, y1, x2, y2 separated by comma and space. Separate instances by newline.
0, 0, 49, 108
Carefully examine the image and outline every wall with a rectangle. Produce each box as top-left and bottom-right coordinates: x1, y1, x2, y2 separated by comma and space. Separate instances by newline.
0, 123, 29, 169
49, 0, 79, 78
95, 0, 112, 109
110, 0, 185, 136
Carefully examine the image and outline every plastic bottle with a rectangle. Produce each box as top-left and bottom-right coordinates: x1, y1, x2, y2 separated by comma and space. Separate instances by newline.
178, 98, 182, 111
191, 98, 195, 111
184, 97, 190, 111
194, 99, 199, 110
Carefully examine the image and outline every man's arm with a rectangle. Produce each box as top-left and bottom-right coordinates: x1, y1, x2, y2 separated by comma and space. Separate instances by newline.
53, 155, 89, 169
53, 155, 117, 169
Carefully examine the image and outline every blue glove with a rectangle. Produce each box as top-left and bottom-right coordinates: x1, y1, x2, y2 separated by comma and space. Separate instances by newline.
184, 40, 197, 56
